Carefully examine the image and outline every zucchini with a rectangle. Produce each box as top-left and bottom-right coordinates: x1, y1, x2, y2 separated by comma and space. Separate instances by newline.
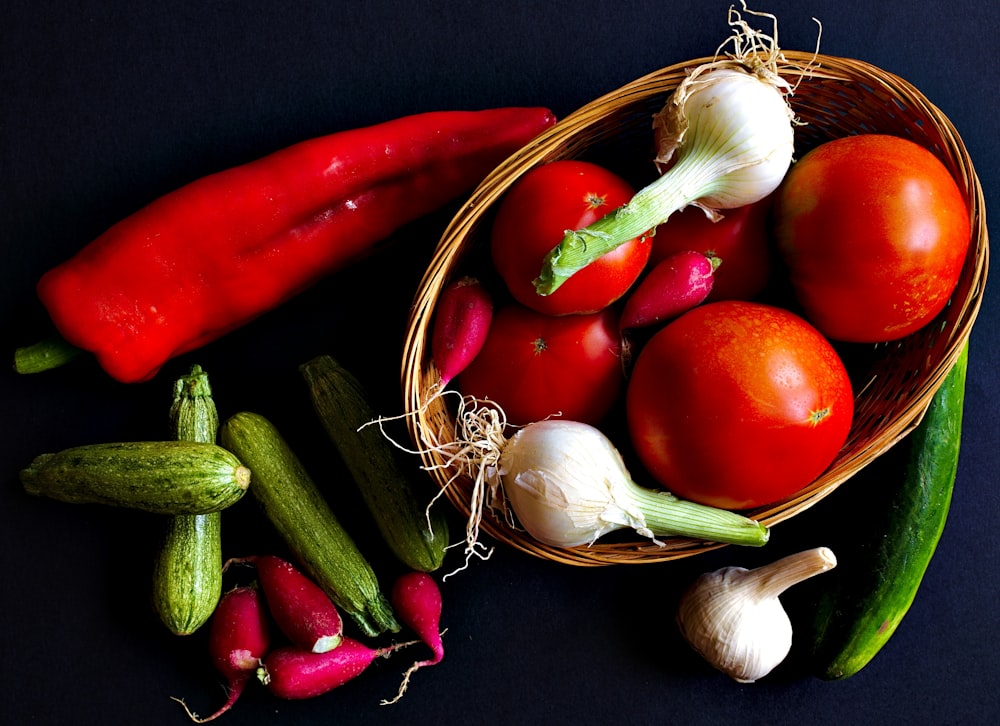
152, 365, 224, 636
810, 341, 968, 679
218, 411, 399, 637
300, 355, 449, 572
152, 511, 222, 635
20, 440, 250, 514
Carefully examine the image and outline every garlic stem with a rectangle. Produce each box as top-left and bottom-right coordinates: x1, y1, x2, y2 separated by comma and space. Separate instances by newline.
741, 546, 838, 600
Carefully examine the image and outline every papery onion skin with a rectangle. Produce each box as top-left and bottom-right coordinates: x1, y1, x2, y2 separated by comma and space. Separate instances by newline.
653, 67, 795, 211
499, 421, 646, 547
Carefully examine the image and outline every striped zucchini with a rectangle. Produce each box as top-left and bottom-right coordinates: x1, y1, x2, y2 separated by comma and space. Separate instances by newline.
809, 341, 968, 679
218, 411, 399, 637
300, 355, 450, 572
153, 511, 222, 635
152, 364, 224, 636
20, 440, 250, 514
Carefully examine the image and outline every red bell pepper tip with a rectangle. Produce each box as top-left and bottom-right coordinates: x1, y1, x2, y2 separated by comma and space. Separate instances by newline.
35, 107, 557, 383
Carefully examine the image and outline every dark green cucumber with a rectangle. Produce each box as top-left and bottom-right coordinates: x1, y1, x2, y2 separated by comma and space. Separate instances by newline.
218, 411, 399, 637
152, 365, 224, 636
300, 355, 450, 572
810, 341, 968, 679
20, 440, 250, 514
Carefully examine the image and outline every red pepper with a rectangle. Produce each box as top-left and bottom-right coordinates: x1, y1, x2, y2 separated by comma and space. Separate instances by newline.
31, 107, 556, 383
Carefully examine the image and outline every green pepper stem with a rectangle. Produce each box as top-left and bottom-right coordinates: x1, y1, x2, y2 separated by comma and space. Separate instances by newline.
533, 152, 718, 296
13, 336, 82, 374
628, 481, 769, 547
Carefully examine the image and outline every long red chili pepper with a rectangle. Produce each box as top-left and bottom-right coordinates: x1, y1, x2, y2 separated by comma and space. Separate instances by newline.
27, 107, 556, 383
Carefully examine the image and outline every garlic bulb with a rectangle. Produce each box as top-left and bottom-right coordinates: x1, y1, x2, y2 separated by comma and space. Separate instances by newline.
677, 547, 837, 682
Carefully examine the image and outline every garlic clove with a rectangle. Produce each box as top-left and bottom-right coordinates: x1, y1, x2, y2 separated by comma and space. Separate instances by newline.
677, 547, 837, 682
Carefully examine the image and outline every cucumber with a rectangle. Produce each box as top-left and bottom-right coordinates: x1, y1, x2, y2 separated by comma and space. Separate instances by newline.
218, 411, 399, 637
809, 341, 968, 679
20, 440, 250, 515
152, 365, 224, 636
300, 355, 449, 572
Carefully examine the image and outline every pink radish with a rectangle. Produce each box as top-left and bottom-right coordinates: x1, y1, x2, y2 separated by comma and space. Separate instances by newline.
252, 554, 343, 654
619, 250, 717, 330
174, 584, 271, 723
382, 571, 444, 704
257, 638, 412, 700
431, 276, 493, 387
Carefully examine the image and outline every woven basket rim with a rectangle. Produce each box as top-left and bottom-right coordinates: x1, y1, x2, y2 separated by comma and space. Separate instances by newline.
400, 51, 989, 566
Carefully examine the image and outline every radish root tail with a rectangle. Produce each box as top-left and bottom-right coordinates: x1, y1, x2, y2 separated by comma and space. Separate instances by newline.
381, 629, 448, 706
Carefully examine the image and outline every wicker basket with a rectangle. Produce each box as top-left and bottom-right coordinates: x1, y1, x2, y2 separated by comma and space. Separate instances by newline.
400, 51, 989, 566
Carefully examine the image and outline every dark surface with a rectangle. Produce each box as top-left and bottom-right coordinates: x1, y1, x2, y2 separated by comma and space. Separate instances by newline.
2, 1, 997, 724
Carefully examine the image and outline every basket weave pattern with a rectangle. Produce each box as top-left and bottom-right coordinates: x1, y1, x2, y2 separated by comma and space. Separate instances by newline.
401, 52, 989, 566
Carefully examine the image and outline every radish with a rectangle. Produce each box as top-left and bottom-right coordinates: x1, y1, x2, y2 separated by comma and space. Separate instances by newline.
391, 571, 444, 664
252, 554, 344, 654
381, 571, 444, 704
174, 584, 271, 723
257, 637, 413, 700
431, 276, 493, 387
619, 250, 717, 330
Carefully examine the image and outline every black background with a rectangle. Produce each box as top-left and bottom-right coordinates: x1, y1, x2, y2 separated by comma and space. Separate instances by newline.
2, 2, 997, 724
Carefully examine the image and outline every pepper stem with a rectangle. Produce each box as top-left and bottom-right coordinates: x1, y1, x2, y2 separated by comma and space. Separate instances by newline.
13, 336, 82, 374
628, 482, 770, 547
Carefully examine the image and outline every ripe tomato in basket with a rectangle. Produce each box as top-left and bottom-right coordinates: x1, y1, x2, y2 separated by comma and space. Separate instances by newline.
490, 160, 652, 316
626, 301, 854, 510
773, 134, 971, 343
458, 303, 623, 427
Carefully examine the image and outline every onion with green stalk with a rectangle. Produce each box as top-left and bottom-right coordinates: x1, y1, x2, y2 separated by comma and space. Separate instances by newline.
534, 3, 806, 296
422, 395, 769, 569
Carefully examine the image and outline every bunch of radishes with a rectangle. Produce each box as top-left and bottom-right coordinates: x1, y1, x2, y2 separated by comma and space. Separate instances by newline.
175, 555, 444, 722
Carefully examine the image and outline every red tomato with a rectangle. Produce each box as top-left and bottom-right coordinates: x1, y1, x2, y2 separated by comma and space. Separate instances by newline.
458, 303, 623, 427
649, 196, 773, 301
626, 301, 853, 510
490, 160, 652, 316
773, 134, 970, 342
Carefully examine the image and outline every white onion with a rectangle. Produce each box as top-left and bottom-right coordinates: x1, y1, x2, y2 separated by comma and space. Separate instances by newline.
535, 3, 802, 296
496, 419, 768, 549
